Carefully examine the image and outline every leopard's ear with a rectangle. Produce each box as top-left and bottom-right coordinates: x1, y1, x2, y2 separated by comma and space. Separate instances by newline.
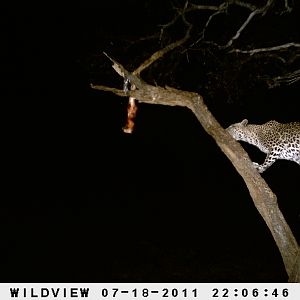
241, 119, 248, 126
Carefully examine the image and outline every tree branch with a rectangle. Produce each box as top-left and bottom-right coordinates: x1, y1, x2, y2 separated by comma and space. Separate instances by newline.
189, 2, 228, 47
91, 58, 300, 281
266, 69, 300, 88
134, 28, 191, 76
223, 0, 275, 48
230, 42, 300, 54
232, 1, 257, 11
283, 0, 293, 13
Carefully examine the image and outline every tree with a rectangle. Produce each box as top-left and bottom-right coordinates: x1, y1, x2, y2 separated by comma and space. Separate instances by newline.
90, 0, 299, 281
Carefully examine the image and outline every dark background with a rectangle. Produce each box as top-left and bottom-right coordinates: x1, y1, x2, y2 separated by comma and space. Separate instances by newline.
1, 1, 299, 282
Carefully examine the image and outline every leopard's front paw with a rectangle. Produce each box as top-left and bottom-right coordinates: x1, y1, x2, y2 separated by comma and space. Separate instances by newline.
253, 162, 264, 173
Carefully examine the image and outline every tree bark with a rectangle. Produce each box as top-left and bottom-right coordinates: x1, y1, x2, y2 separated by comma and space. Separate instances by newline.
91, 64, 300, 282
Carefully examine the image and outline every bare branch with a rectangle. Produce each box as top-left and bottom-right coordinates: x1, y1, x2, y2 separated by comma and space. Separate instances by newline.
283, 0, 293, 13
134, 30, 191, 75
232, 0, 257, 11
190, 2, 228, 47
90, 84, 125, 96
188, 3, 220, 11
188, 0, 278, 49
223, 0, 275, 48
189, 0, 257, 12
133, 1, 193, 75
267, 69, 300, 88
159, 0, 294, 52
159, 0, 190, 41
159, 12, 181, 40
230, 42, 300, 54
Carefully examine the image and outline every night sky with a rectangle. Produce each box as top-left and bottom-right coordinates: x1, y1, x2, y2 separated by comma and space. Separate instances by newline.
2, 1, 299, 282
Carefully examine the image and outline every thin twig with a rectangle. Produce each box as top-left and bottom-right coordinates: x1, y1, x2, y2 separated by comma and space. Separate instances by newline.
223, 0, 275, 48
283, 0, 293, 13
230, 42, 300, 54
267, 69, 300, 88
232, 0, 257, 11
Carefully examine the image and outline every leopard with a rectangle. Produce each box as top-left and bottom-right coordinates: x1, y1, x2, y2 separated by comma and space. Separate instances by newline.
226, 119, 300, 173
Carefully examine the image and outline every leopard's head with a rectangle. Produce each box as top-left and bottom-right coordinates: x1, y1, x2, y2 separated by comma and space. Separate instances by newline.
226, 119, 248, 141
